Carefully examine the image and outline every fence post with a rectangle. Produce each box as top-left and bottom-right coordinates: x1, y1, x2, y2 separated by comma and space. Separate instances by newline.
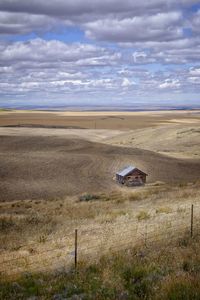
144, 224, 148, 247
75, 229, 78, 270
191, 204, 194, 238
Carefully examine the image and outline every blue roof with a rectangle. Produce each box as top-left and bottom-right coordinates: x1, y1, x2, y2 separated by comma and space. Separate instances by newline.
116, 165, 136, 177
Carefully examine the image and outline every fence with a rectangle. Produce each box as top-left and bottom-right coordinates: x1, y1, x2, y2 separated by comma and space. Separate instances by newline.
1, 203, 200, 281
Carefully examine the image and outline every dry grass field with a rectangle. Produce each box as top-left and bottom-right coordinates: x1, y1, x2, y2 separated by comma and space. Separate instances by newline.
0, 110, 200, 296
0, 109, 199, 129
1, 182, 200, 269
108, 124, 200, 159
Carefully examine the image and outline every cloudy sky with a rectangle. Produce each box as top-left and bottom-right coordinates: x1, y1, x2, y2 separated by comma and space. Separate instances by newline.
0, 0, 200, 108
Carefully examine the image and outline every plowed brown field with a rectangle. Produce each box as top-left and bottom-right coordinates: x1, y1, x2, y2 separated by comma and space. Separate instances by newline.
0, 134, 200, 202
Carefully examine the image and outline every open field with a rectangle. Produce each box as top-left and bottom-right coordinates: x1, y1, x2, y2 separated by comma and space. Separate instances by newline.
0, 132, 200, 202
0, 109, 199, 159
0, 110, 200, 289
1, 183, 200, 283
2, 229, 200, 300
0, 109, 200, 130
107, 124, 200, 159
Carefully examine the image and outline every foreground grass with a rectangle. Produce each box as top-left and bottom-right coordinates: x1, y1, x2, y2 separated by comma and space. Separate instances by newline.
1, 234, 200, 300
1, 182, 200, 251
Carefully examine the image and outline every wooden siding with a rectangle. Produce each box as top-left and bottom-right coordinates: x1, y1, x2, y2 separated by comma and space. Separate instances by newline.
116, 168, 147, 186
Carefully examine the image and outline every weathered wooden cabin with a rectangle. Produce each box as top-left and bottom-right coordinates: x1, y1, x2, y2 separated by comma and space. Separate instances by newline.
116, 166, 147, 186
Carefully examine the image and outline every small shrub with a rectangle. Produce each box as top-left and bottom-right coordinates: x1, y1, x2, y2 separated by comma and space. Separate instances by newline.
115, 197, 126, 204
160, 277, 200, 300
182, 259, 200, 274
137, 211, 150, 221
123, 265, 152, 299
128, 193, 142, 201
182, 260, 191, 272
25, 215, 40, 225
129, 188, 162, 202
156, 207, 172, 214
35, 201, 41, 205
177, 207, 186, 213
151, 181, 165, 186
38, 235, 47, 243
178, 182, 188, 188
19, 275, 41, 298
178, 235, 191, 248
24, 204, 32, 209
0, 217, 15, 231
79, 194, 100, 202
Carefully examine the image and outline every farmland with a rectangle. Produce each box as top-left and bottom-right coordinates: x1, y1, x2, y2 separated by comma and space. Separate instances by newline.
0, 110, 200, 202
0, 110, 200, 299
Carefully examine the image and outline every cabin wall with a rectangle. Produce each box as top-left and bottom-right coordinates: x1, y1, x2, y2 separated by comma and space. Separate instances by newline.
116, 175, 124, 184
116, 169, 147, 186
124, 170, 146, 186
125, 175, 146, 183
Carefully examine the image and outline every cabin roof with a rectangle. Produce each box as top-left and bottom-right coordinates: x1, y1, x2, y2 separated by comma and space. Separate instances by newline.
116, 165, 136, 177
116, 165, 147, 177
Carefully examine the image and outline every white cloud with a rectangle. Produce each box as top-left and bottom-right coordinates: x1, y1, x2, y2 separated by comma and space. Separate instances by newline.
1, 38, 109, 63
159, 79, 181, 89
189, 67, 200, 76
191, 10, 200, 34
0, 39, 122, 96
0, 12, 57, 35
0, 1, 200, 106
121, 78, 136, 88
188, 77, 200, 84
85, 12, 183, 43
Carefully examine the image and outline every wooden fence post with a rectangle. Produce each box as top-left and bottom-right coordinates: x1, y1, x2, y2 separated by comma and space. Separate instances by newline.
144, 224, 148, 247
191, 204, 194, 238
75, 229, 78, 270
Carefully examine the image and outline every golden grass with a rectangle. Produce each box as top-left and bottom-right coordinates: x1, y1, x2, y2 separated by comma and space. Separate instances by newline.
1, 183, 200, 281
1, 233, 200, 299
156, 206, 173, 214
128, 186, 164, 201
137, 210, 151, 221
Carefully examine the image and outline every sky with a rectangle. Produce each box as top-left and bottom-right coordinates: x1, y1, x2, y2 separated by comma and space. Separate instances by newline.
0, 0, 200, 109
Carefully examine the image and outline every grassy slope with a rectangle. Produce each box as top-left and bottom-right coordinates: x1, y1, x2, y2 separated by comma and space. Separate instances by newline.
1, 183, 200, 281
1, 234, 200, 300
1, 184, 200, 299
107, 124, 200, 159
1, 183, 200, 252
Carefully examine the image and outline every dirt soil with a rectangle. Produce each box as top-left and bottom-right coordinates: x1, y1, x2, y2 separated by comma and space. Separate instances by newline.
0, 133, 200, 202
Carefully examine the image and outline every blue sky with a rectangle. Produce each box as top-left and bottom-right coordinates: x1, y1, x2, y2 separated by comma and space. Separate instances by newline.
0, 0, 200, 108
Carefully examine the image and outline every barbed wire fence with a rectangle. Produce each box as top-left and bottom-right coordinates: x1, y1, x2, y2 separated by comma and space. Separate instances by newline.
0, 203, 200, 281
